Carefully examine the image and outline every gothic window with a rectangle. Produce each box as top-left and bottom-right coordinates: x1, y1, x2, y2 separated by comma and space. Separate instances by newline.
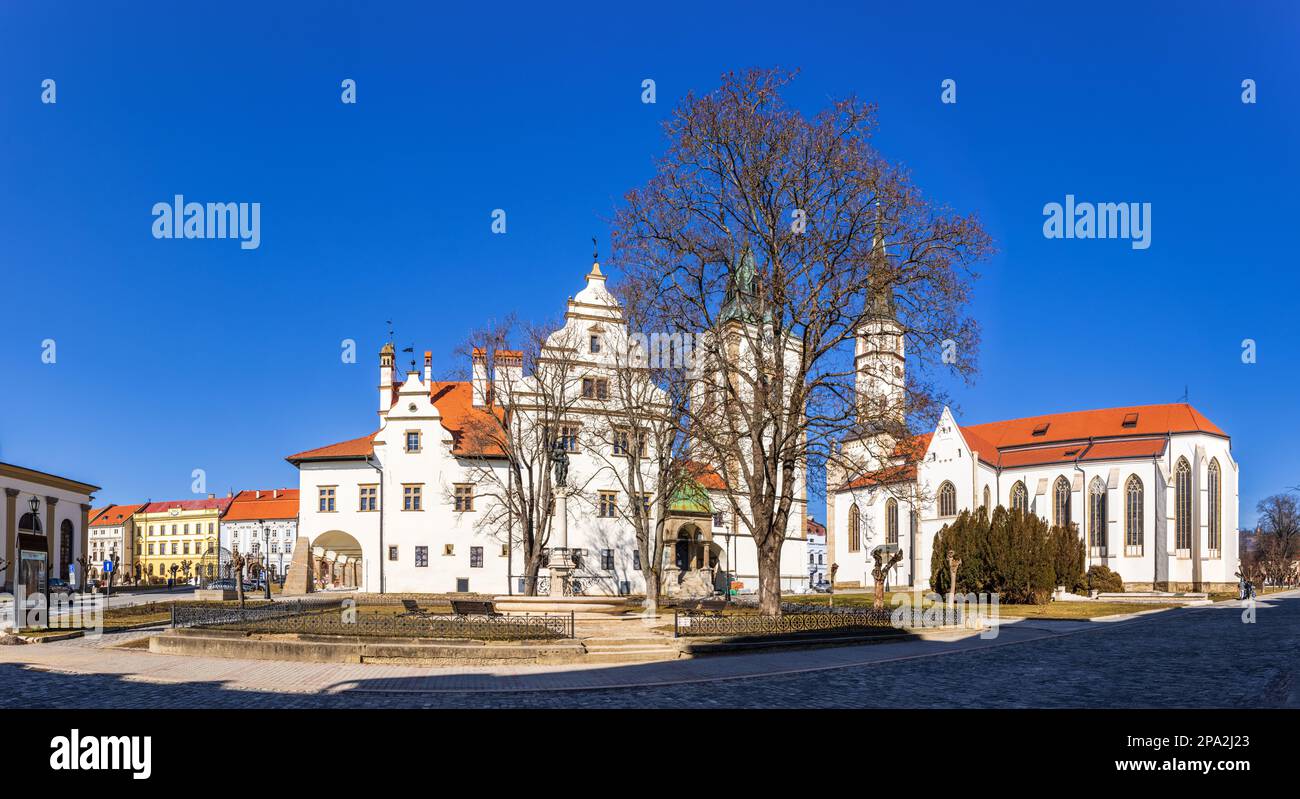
885, 498, 898, 545
1010, 481, 1028, 514
1088, 478, 1107, 557
1207, 459, 1221, 558
848, 504, 861, 552
982, 486, 991, 512
1175, 458, 1192, 553
1053, 476, 1071, 527
1125, 475, 1144, 555
937, 482, 957, 517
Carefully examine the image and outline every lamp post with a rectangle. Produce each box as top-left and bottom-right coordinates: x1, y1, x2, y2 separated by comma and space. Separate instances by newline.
27, 496, 49, 629
261, 522, 272, 600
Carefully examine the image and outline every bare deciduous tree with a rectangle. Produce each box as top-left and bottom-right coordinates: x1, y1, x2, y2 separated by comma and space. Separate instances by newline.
454, 319, 588, 595
1255, 493, 1300, 588
611, 68, 991, 615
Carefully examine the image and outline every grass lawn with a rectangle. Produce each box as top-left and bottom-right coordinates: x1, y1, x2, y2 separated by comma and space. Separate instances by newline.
786, 591, 1177, 619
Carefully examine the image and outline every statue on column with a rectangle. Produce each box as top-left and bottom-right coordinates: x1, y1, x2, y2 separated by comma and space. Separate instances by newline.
550, 437, 569, 488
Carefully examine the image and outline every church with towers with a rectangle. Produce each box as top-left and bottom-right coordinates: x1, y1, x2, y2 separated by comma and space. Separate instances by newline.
828, 291, 1240, 593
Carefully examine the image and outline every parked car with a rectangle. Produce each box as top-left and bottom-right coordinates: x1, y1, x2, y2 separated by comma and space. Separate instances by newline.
810, 580, 832, 593
205, 579, 257, 591
47, 578, 75, 597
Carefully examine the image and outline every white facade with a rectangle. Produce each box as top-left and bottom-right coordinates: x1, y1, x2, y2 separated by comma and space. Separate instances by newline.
290, 261, 808, 596
0, 462, 99, 608
829, 304, 1240, 592
220, 518, 298, 580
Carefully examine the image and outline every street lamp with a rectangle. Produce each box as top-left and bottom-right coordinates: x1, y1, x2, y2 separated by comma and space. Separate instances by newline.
27, 496, 49, 629
261, 522, 272, 600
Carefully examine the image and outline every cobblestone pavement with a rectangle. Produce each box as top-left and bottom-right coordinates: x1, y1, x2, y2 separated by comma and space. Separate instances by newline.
1, 595, 1295, 708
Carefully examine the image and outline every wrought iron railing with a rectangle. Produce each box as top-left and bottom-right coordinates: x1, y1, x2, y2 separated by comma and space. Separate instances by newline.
171, 600, 317, 628
206, 608, 574, 640
674, 606, 906, 638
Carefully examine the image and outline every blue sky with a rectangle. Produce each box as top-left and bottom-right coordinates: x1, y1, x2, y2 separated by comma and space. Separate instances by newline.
0, 1, 1295, 526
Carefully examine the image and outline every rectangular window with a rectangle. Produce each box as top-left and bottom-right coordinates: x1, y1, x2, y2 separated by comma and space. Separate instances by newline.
359, 485, 378, 512
403, 484, 423, 511
470, 546, 483, 568
183, 542, 190, 555
388, 545, 398, 561
590, 335, 601, 353
183, 524, 189, 535
443, 544, 455, 556
598, 491, 617, 518
148, 543, 155, 555
555, 424, 579, 452
601, 548, 614, 570
454, 484, 475, 512
414, 546, 428, 567
456, 578, 470, 593
171, 542, 178, 555
581, 377, 609, 400
713, 511, 725, 527
319, 487, 336, 512
633, 549, 642, 570
405, 430, 421, 452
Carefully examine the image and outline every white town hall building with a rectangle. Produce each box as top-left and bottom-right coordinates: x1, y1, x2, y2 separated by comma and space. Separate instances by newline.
287, 259, 809, 596
829, 294, 1239, 593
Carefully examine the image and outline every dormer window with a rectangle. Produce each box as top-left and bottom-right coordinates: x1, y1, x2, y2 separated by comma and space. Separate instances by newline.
1032, 423, 1050, 437
1122, 412, 1139, 428
590, 335, 601, 354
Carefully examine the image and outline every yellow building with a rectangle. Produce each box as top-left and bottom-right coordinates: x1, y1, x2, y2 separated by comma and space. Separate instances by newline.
135, 497, 230, 584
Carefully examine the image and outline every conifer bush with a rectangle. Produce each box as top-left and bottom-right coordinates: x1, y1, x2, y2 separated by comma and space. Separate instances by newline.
1085, 564, 1125, 593
931, 505, 1080, 604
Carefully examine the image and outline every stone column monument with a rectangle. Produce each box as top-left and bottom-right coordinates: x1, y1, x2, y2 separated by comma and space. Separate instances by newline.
547, 439, 573, 597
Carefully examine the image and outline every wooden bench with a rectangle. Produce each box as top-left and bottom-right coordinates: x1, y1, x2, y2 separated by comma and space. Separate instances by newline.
398, 599, 427, 617
698, 598, 727, 616
450, 599, 501, 617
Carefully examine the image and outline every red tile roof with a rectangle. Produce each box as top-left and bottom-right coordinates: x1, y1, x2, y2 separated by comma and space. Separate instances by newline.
223, 489, 300, 521
89, 503, 145, 527
286, 432, 378, 464
429, 381, 507, 457
139, 497, 233, 514
842, 403, 1224, 490
962, 403, 1225, 452
686, 461, 728, 490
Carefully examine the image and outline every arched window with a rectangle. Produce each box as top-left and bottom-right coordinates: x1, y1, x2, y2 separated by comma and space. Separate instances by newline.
17, 513, 42, 535
937, 482, 957, 517
1125, 475, 1144, 556
982, 486, 991, 512
885, 498, 899, 545
1207, 459, 1221, 558
1088, 478, 1107, 556
1010, 481, 1028, 513
60, 519, 73, 573
848, 504, 861, 552
1175, 458, 1192, 553
1053, 476, 1072, 527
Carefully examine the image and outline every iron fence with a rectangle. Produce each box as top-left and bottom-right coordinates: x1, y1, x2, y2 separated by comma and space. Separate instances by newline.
207, 608, 574, 640
674, 606, 905, 638
171, 599, 321, 628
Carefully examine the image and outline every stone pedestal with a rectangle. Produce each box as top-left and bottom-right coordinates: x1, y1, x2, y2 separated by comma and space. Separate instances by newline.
281, 537, 315, 596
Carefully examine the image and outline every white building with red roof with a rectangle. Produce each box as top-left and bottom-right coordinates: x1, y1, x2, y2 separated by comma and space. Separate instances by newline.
219, 489, 299, 584
830, 300, 1239, 592
287, 259, 809, 596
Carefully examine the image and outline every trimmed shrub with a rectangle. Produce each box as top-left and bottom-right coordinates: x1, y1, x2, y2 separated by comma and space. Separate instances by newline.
1085, 564, 1124, 593
1048, 522, 1087, 593
930, 505, 1058, 604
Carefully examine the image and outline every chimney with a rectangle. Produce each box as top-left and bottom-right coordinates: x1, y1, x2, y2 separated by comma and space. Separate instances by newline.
273, 489, 280, 499
379, 342, 395, 418
471, 347, 489, 407
256, 490, 262, 499
207, 493, 215, 500
423, 350, 432, 384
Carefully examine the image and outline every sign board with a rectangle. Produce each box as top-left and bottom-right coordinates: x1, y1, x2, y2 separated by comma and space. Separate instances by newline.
103, 560, 114, 573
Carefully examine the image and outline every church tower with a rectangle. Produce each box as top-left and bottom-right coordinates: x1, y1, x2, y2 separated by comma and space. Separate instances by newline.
847, 216, 906, 472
